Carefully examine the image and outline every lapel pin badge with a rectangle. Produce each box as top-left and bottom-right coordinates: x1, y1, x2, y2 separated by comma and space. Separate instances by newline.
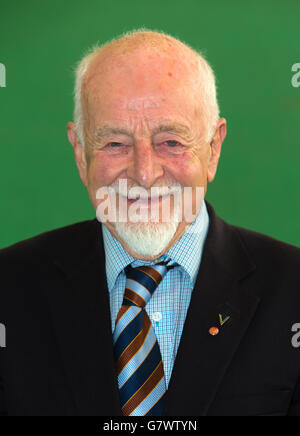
209, 314, 231, 336
219, 313, 230, 326
209, 327, 219, 336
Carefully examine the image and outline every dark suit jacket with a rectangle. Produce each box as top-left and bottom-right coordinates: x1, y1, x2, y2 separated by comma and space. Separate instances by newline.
1, 202, 300, 416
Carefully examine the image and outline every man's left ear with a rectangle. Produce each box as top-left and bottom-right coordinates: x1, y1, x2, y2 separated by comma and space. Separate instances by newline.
207, 118, 227, 183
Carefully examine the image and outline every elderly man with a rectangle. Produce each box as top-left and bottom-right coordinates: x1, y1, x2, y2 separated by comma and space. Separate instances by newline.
0, 30, 300, 417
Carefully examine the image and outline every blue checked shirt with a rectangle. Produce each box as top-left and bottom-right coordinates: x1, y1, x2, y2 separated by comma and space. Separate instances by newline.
101, 201, 210, 388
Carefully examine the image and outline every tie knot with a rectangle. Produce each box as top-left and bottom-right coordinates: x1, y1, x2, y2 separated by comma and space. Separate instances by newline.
123, 261, 175, 308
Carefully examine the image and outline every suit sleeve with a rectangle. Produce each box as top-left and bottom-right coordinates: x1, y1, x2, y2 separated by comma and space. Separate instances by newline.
288, 375, 300, 416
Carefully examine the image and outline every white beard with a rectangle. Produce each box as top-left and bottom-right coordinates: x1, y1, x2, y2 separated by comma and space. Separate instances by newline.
114, 219, 179, 257
98, 178, 183, 257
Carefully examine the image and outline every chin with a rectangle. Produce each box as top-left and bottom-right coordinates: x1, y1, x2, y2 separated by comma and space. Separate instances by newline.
113, 220, 179, 258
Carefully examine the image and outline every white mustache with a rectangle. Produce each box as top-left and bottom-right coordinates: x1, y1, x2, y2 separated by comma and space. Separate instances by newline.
110, 183, 183, 200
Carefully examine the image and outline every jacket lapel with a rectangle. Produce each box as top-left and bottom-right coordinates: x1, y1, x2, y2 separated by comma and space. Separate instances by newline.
164, 203, 260, 416
43, 219, 122, 416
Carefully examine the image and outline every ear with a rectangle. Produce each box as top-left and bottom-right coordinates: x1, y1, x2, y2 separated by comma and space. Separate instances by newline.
67, 122, 88, 187
207, 118, 227, 183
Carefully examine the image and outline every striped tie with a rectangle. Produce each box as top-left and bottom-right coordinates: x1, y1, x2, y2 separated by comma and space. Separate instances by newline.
113, 259, 175, 416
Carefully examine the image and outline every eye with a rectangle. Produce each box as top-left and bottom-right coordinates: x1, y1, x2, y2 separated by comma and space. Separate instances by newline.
107, 142, 123, 147
102, 142, 129, 154
155, 139, 185, 155
165, 140, 181, 147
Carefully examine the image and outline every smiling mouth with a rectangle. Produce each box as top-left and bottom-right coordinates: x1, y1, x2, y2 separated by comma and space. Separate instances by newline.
119, 194, 170, 206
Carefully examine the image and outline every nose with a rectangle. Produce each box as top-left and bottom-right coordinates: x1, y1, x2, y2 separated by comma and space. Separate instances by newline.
127, 141, 164, 189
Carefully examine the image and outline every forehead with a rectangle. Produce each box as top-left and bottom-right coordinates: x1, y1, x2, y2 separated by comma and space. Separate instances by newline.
83, 48, 200, 116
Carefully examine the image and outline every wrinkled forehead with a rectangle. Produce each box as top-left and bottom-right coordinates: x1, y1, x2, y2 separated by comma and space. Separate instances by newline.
82, 47, 200, 112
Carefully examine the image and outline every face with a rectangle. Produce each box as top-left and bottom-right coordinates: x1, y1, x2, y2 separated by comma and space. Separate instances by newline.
68, 48, 226, 259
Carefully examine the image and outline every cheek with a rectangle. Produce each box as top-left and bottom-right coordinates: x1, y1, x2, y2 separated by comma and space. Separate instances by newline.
87, 153, 125, 188
167, 152, 205, 186
86, 154, 125, 212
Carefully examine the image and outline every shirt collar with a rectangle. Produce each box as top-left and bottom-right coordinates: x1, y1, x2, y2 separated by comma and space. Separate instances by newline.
102, 201, 210, 292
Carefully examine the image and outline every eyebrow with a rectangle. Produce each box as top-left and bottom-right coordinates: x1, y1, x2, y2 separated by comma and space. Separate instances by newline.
94, 123, 191, 141
151, 123, 191, 138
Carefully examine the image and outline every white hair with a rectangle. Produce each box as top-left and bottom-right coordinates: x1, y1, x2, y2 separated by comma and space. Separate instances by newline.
72, 28, 220, 147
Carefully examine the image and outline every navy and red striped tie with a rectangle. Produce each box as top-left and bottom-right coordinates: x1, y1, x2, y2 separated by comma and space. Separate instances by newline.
113, 260, 175, 416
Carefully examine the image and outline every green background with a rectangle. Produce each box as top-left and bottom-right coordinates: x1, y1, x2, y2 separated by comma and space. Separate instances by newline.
0, 0, 299, 249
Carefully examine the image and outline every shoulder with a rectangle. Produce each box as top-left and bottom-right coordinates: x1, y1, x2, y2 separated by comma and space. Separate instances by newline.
0, 220, 102, 316
206, 202, 300, 265
226, 223, 300, 293
0, 219, 99, 271
231, 223, 300, 265
206, 202, 300, 286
